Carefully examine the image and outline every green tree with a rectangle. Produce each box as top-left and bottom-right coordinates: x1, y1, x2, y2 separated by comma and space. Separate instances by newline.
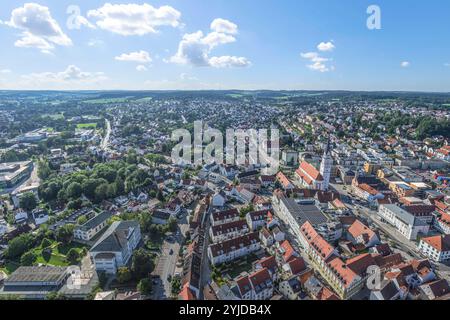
66, 182, 82, 199
117, 267, 132, 284
41, 238, 52, 248
131, 249, 155, 280
19, 192, 37, 212
20, 251, 37, 266
56, 224, 74, 245
66, 248, 80, 265
168, 216, 178, 233
5, 234, 33, 259
137, 278, 152, 295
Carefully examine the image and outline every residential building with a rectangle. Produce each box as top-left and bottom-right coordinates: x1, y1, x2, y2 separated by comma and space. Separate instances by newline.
418, 235, 450, 262
208, 232, 260, 266
74, 211, 112, 241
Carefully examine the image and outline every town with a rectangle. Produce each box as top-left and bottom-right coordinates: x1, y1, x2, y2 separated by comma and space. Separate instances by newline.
0, 90, 449, 301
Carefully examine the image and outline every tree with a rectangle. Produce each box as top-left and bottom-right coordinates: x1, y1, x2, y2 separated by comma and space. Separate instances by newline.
77, 215, 87, 225
41, 238, 52, 248
19, 192, 37, 212
66, 182, 82, 199
137, 278, 152, 295
5, 234, 33, 259
56, 224, 74, 245
94, 183, 109, 203
168, 216, 178, 233
20, 251, 37, 266
117, 267, 132, 284
66, 248, 80, 265
131, 249, 154, 280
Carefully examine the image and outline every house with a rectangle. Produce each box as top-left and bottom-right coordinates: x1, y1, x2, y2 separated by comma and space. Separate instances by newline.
152, 210, 171, 225
246, 210, 270, 231
234, 268, 273, 300
352, 183, 385, 204
90, 220, 142, 274
369, 280, 402, 300
378, 204, 430, 240
212, 191, 227, 207
165, 198, 182, 215
418, 235, 450, 262
259, 175, 276, 188
255, 256, 278, 281
276, 172, 294, 190
259, 228, 274, 247
419, 279, 450, 300
74, 211, 112, 241
347, 219, 380, 248
210, 220, 250, 243
208, 232, 260, 266
279, 277, 302, 300
282, 256, 307, 277
210, 208, 240, 227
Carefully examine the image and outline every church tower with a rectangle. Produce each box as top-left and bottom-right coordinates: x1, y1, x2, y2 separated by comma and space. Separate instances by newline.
319, 137, 333, 191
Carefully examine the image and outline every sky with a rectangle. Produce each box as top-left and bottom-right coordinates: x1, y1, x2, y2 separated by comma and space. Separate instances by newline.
0, 0, 449, 92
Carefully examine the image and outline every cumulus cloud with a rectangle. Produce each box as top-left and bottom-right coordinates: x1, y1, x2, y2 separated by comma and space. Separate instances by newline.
401, 61, 410, 68
4, 3, 72, 53
170, 19, 250, 68
87, 3, 181, 36
21, 65, 107, 85
300, 52, 333, 72
210, 18, 238, 35
136, 65, 148, 72
209, 56, 251, 68
317, 41, 335, 52
115, 50, 152, 63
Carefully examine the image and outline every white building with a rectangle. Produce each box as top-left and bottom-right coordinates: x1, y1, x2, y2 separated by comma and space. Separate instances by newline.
208, 232, 260, 266
234, 268, 273, 300
378, 204, 430, 240
74, 211, 112, 241
418, 235, 450, 262
319, 138, 333, 191
209, 220, 250, 244
90, 220, 141, 274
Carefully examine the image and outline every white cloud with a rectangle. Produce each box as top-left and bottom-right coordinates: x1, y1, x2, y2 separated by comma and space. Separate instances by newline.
170, 19, 250, 68
210, 18, 238, 35
401, 61, 410, 68
115, 50, 152, 63
317, 41, 335, 52
0, 69, 12, 74
444, 63, 450, 67
74, 15, 96, 29
209, 56, 251, 68
136, 65, 148, 72
87, 39, 104, 47
5, 3, 72, 53
87, 3, 181, 36
300, 52, 333, 72
21, 65, 107, 86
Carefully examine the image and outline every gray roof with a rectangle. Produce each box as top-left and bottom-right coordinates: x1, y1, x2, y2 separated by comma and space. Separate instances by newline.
281, 197, 328, 226
381, 204, 424, 226
77, 211, 112, 231
5, 266, 67, 284
90, 220, 140, 253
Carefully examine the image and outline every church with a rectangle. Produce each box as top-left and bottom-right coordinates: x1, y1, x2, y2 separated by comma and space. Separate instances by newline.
295, 139, 332, 191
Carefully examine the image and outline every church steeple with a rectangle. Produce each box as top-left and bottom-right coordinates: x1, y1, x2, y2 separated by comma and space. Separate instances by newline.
319, 135, 333, 191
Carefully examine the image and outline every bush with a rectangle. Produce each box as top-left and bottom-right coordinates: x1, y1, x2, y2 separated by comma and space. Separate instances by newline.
42, 248, 52, 262
41, 238, 52, 248
66, 248, 79, 265
137, 278, 152, 295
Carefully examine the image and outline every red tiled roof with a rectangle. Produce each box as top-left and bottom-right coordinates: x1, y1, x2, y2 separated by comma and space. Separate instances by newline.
347, 220, 376, 243
421, 235, 450, 252
249, 268, 272, 288
327, 256, 359, 288
287, 257, 307, 275
296, 161, 323, 184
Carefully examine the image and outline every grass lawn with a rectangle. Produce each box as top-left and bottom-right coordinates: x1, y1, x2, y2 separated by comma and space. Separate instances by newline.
31, 241, 87, 267
223, 254, 259, 279
76, 123, 97, 129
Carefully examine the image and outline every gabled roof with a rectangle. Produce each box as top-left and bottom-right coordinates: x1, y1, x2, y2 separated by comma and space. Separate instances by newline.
421, 234, 450, 252
90, 220, 139, 253
348, 220, 377, 244
296, 161, 323, 184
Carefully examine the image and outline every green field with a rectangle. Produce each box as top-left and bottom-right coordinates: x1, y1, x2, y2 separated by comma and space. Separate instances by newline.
42, 113, 64, 120
31, 242, 86, 267
76, 123, 97, 129
84, 97, 130, 104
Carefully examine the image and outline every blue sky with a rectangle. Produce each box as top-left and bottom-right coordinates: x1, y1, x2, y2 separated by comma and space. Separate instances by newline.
0, 0, 449, 91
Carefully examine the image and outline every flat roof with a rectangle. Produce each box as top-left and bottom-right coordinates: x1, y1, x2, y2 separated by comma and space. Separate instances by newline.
280, 197, 328, 226
5, 266, 67, 284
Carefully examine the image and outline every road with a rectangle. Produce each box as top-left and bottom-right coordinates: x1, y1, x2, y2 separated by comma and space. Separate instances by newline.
152, 210, 190, 299
101, 118, 111, 150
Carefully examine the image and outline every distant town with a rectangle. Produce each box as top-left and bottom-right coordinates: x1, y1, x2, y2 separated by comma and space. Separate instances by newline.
0, 90, 449, 301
